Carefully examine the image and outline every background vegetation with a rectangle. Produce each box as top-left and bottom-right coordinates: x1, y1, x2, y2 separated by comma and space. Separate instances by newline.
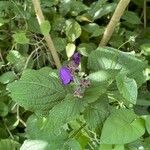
0, 0, 150, 149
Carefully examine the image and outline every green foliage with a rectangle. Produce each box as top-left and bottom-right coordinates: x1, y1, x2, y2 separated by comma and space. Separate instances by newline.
7, 68, 66, 115
116, 73, 137, 104
65, 20, 82, 42
13, 32, 29, 44
40, 20, 51, 35
0, 139, 20, 150
100, 109, 145, 144
0, 0, 150, 149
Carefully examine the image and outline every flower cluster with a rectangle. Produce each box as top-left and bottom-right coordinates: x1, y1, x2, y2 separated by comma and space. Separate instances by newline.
59, 52, 90, 98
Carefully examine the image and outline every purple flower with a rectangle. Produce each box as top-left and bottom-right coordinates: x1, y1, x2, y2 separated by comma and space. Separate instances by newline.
72, 52, 81, 65
59, 67, 73, 85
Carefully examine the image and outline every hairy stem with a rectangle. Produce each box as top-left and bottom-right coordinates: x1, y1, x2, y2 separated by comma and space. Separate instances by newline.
99, 0, 131, 46
32, 0, 61, 69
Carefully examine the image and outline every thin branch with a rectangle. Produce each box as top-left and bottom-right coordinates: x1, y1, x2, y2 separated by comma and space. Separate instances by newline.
99, 0, 131, 46
144, 0, 147, 28
32, 0, 61, 69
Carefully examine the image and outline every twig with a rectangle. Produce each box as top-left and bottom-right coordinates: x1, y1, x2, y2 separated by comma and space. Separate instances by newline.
32, 0, 61, 69
99, 0, 131, 46
16, 105, 27, 127
3, 119, 14, 139
144, 0, 147, 28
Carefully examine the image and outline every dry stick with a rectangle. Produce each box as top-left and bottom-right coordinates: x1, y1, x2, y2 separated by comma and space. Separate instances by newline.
99, 0, 131, 46
32, 0, 61, 69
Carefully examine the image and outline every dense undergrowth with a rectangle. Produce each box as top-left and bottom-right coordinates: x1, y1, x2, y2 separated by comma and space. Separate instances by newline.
0, 0, 150, 149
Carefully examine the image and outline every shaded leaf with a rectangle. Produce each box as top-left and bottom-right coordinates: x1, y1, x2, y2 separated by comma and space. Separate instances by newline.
122, 11, 142, 24
0, 139, 20, 150
65, 20, 81, 42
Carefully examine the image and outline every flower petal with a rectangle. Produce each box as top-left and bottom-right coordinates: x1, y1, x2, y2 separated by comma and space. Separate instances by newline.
72, 52, 81, 65
59, 67, 73, 85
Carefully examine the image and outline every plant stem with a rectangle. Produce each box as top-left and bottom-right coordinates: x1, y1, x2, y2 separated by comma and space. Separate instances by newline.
99, 0, 131, 46
144, 0, 147, 28
32, 0, 61, 69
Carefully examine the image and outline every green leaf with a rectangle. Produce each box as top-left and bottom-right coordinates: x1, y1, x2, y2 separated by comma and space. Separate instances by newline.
65, 20, 81, 42
77, 43, 97, 57
99, 144, 124, 150
0, 139, 20, 150
26, 114, 68, 149
53, 37, 67, 52
70, 1, 88, 16
99, 144, 112, 150
93, 3, 117, 20
21, 140, 48, 150
116, 73, 137, 104
0, 71, 16, 84
13, 32, 29, 44
65, 139, 82, 150
83, 85, 107, 103
7, 67, 66, 115
6, 50, 26, 71
101, 109, 145, 144
40, 20, 51, 35
145, 116, 150, 134
83, 23, 104, 37
84, 96, 109, 129
46, 94, 85, 132
122, 11, 142, 25
0, 102, 8, 117
66, 43, 76, 58
140, 43, 150, 56
89, 69, 119, 86
27, 17, 41, 34
88, 1, 116, 20
88, 47, 147, 86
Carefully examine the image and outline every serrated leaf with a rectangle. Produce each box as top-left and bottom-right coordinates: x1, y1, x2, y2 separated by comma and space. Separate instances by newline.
13, 32, 29, 44
83, 85, 107, 103
88, 47, 147, 86
7, 67, 66, 115
101, 109, 145, 144
65, 20, 81, 42
84, 96, 109, 129
116, 73, 137, 104
66, 43, 76, 58
40, 20, 51, 35
26, 115, 68, 149
122, 11, 142, 25
47, 94, 85, 132
0, 139, 20, 150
